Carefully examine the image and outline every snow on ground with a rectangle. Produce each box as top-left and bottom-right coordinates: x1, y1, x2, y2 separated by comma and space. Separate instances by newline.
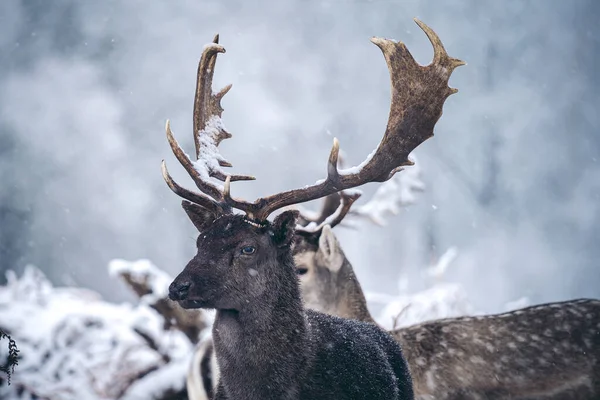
108, 259, 173, 307
0, 265, 192, 400
370, 282, 475, 330
367, 246, 531, 330
365, 247, 474, 329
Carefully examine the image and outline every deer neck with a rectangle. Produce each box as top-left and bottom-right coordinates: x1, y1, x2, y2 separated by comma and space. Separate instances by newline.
212, 251, 311, 398
336, 262, 376, 324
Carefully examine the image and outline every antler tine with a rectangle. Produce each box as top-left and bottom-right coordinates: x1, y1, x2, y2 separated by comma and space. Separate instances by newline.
162, 34, 255, 211
414, 19, 465, 71
296, 190, 362, 235
224, 19, 464, 221
161, 160, 228, 214
294, 151, 348, 227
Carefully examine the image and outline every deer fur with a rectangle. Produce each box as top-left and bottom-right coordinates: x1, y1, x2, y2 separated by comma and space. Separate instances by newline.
292, 226, 600, 400
186, 225, 375, 400
170, 210, 414, 400
294, 225, 375, 324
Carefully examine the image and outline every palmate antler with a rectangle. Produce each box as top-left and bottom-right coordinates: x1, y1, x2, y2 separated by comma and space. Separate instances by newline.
162, 19, 464, 223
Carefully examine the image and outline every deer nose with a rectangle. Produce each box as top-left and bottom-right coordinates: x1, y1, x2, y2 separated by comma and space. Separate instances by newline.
169, 280, 191, 301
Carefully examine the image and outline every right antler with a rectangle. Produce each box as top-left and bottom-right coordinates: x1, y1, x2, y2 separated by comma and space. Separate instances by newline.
222, 18, 464, 221
294, 152, 356, 231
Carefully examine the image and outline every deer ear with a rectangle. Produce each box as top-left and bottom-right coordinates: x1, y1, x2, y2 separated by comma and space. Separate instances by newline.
317, 225, 344, 272
271, 210, 300, 248
181, 200, 219, 232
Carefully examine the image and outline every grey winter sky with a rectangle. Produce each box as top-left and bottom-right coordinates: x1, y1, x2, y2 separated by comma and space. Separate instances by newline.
0, 0, 598, 313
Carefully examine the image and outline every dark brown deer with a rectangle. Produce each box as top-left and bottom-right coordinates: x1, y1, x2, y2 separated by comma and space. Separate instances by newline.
186, 190, 377, 400
289, 199, 600, 399
162, 18, 464, 399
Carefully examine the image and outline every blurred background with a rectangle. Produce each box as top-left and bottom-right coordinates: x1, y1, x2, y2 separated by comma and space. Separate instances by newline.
1, 0, 598, 313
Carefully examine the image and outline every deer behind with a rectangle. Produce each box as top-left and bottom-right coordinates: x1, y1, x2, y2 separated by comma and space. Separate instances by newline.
295, 219, 600, 399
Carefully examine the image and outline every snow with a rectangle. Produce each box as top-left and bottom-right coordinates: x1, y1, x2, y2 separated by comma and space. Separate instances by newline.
202, 43, 221, 52
502, 296, 531, 312
191, 115, 232, 191
351, 155, 425, 226
424, 246, 458, 281
121, 356, 190, 400
367, 247, 530, 330
339, 147, 377, 176
372, 282, 475, 329
367, 247, 474, 329
108, 258, 172, 306
0, 265, 193, 400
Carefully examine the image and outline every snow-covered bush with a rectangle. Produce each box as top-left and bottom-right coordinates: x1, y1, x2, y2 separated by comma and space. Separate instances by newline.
367, 247, 475, 329
0, 263, 203, 400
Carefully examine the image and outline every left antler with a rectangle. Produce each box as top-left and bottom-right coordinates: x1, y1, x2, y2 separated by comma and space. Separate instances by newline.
161, 34, 254, 215
223, 18, 464, 221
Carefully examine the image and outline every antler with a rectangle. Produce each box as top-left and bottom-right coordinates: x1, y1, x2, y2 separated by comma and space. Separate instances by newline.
294, 151, 348, 227
296, 156, 424, 233
295, 190, 362, 235
223, 19, 464, 221
161, 34, 254, 215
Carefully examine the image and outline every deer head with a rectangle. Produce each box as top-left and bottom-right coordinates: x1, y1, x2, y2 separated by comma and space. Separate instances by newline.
163, 19, 464, 311
287, 190, 373, 321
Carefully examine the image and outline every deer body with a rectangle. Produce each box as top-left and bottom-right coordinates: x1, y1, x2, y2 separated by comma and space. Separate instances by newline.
213, 308, 412, 400
396, 299, 600, 399
295, 227, 600, 399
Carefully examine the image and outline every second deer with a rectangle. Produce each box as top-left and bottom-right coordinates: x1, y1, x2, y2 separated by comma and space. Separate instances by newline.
292, 191, 600, 399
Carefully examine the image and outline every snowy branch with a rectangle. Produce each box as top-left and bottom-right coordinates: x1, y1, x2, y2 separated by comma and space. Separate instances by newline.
109, 259, 207, 343
350, 156, 425, 226
0, 266, 193, 400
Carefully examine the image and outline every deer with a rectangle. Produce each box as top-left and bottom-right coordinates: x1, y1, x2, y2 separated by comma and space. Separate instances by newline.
186, 190, 382, 400
161, 17, 464, 400
297, 198, 600, 399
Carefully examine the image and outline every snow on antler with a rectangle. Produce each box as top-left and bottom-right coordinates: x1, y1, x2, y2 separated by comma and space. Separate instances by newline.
0, 265, 193, 400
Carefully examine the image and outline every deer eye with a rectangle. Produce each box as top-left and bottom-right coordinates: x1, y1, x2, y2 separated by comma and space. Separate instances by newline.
241, 246, 256, 255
